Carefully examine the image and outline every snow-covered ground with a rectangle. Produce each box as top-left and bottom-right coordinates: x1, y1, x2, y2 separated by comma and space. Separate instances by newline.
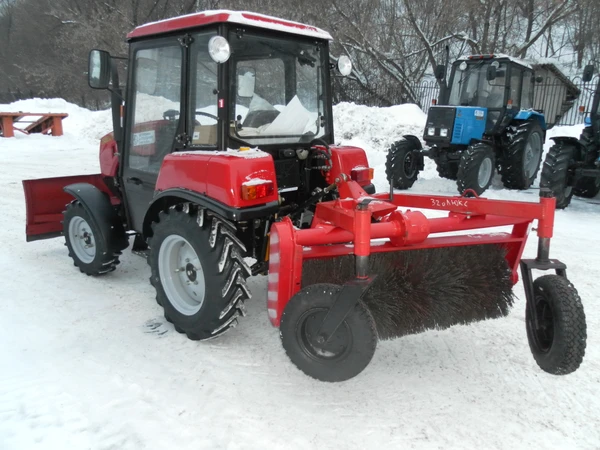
1, 98, 599, 449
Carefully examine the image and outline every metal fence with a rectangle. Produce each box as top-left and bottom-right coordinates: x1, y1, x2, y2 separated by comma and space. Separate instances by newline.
413, 75, 599, 128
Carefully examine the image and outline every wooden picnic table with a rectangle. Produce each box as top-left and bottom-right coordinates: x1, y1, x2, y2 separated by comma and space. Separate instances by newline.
0, 112, 69, 138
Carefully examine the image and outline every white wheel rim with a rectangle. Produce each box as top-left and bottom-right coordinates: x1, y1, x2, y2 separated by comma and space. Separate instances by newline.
158, 234, 206, 316
68, 216, 96, 264
478, 157, 493, 188
524, 132, 542, 178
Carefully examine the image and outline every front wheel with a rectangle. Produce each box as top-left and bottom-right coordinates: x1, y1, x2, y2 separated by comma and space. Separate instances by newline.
280, 284, 378, 382
526, 275, 586, 375
456, 143, 495, 196
385, 137, 422, 189
148, 207, 251, 340
63, 201, 123, 275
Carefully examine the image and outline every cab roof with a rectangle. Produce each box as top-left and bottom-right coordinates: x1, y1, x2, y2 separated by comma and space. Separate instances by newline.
127, 10, 333, 41
456, 53, 533, 70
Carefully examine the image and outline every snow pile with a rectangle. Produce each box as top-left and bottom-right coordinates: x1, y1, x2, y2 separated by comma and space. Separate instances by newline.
333, 102, 430, 191
0, 98, 112, 142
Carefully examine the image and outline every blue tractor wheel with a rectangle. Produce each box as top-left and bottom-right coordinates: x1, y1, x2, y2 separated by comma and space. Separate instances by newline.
501, 120, 544, 190
385, 137, 423, 190
456, 143, 495, 195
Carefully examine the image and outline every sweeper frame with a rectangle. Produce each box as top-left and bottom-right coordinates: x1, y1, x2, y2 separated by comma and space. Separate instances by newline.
270, 179, 586, 381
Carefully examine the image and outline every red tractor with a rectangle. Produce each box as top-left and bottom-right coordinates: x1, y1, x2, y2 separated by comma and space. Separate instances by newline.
24, 11, 586, 382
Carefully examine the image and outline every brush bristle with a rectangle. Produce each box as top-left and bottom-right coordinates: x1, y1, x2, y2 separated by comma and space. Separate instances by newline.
301, 245, 514, 340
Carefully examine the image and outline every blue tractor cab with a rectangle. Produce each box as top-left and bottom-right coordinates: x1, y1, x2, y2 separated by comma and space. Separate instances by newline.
387, 54, 547, 195
540, 64, 600, 208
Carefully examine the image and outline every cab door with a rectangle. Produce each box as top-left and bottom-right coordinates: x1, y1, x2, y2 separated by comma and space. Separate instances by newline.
122, 39, 184, 232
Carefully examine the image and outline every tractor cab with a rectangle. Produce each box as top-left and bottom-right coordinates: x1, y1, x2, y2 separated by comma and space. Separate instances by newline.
425, 54, 537, 147
86, 11, 363, 235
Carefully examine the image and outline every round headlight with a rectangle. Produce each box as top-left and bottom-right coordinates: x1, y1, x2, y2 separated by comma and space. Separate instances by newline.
459, 61, 468, 71
338, 55, 353, 76
208, 36, 231, 63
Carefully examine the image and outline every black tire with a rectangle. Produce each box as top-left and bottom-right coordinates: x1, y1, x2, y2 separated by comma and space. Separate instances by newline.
500, 120, 545, 189
539, 142, 575, 209
280, 283, 378, 382
574, 176, 600, 198
573, 128, 600, 197
148, 206, 251, 340
456, 143, 495, 195
433, 155, 459, 180
385, 137, 422, 190
63, 201, 123, 275
526, 275, 586, 375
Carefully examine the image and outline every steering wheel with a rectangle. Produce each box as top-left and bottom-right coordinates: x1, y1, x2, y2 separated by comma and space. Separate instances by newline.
194, 111, 218, 126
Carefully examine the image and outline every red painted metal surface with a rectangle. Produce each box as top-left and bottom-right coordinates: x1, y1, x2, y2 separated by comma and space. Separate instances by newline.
156, 151, 279, 208
99, 133, 119, 177
127, 11, 332, 40
267, 219, 303, 327
266, 179, 556, 326
326, 145, 372, 188
0, 112, 68, 138
22, 174, 114, 241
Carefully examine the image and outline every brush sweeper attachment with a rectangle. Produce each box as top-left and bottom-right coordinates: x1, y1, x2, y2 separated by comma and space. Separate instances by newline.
269, 179, 586, 382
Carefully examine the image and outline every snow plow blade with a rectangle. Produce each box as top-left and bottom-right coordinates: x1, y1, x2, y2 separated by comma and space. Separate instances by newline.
22, 174, 110, 241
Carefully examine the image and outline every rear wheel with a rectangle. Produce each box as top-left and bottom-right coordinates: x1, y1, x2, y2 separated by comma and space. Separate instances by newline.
456, 143, 495, 195
148, 206, 251, 340
526, 275, 586, 375
501, 120, 544, 189
280, 284, 378, 382
539, 143, 574, 209
385, 137, 422, 189
63, 201, 123, 275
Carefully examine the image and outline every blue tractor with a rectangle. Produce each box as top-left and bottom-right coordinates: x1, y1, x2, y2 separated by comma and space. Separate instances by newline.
387, 54, 546, 195
540, 64, 600, 208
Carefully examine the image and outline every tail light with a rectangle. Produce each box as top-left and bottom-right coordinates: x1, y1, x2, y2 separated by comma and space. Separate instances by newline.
432, 99, 437, 105
579, 105, 585, 114
241, 180, 274, 200
350, 167, 374, 183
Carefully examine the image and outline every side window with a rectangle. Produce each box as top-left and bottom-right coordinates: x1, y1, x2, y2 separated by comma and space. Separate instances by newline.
190, 33, 218, 146
521, 72, 533, 110
509, 68, 522, 109
129, 45, 182, 173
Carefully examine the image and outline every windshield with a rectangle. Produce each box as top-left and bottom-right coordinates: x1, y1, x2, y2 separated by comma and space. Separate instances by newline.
449, 61, 507, 109
229, 33, 327, 145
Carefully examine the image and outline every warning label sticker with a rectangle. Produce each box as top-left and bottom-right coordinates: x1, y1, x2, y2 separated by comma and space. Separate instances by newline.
132, 130, 156, 146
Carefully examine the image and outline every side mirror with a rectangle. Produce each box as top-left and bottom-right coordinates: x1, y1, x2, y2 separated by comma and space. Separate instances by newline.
486, 65, 497, 81
88, 49, 111, 90
237, 68, 256, 98
583, 64, 595, 83
434, 64, 445, 80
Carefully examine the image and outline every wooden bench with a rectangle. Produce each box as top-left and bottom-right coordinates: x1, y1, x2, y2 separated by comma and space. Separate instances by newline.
0, 112, 69, 138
